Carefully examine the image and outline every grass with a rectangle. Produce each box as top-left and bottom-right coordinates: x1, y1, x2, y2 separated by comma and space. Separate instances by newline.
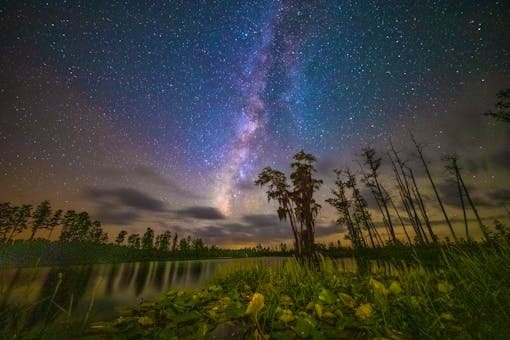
85, 238, 510, 339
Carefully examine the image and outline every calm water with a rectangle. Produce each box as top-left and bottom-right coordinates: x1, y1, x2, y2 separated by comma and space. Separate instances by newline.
0, 257, 368, 325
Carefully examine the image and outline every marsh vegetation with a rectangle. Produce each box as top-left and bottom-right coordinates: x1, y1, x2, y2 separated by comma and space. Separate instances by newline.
1, 130, 509, 338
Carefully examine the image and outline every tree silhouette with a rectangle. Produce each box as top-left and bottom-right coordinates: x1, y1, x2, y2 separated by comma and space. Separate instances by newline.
47, 209, 62, 240
411, 133, 458, 242
485, 88, 510, 122
360, 147, 396, 244
327, 170, 363, 249
444, 154, 489, 240
142, 227, 155, 249
8, 204, 32, 242
171, 233, 178, 253
128, 233, 141, 249
0, 202, 14, 242
30, 200, 52, 240
192, 238, 206, 257
179, 236, 191, 255
255, 150, 322, 259
59, 210, 105, 242
90, 220, 108, 243
155, 230, 172, 251
115, 230, 128, 245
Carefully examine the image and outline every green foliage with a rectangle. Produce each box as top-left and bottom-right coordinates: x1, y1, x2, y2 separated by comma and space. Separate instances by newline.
155, 230, 171, 251
30, 200, 51, 240
255, 150, 322, 259
127, 233, 141, 249
142, 227, 155, 249
88, 240, 510, 339
115, 230, 127, 245
59, 210, 106, 243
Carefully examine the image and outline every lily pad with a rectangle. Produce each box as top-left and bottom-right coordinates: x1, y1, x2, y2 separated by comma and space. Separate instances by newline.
225, 302, 245, 319
293, 316, 316, 338
318, 288, 337, 305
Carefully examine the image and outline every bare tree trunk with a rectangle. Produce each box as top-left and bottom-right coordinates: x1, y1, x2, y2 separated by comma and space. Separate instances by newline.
359, 165, 393, 244
389, 147, 428, 244
455, 172, 470, 242
455, 164, 489, 240
408, 167, 437, 243
403, 171, 429, 244
384, 187, 412, 245
411, 133, 457, 242
360, 149, 397, 243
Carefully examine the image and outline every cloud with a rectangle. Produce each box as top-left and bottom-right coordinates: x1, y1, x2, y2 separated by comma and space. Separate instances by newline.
487, 189, 510, 202
174, 206, 225, 220
133, 166, 206, 199
187, 214, 344, 245
84, 187, 166, 212
490, 148, 510, 169
316, 222, 344, 236
436, 180, 467, 208
242, 214, 281, 226
95, 207, 140, 225
192, 222, 289, 244
436, 181, 500, 209
316, 156, 339, 176
133, 166, 169, 186
99, 165, 206, 199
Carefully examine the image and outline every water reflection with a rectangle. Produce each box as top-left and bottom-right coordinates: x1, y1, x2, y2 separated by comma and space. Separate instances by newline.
0, 258, 287, 325
1, 256, 388, 326
12, 265, 94, 329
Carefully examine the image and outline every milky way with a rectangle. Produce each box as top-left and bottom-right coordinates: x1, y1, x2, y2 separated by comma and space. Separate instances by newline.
216, 1, 312, 216
1, 1, 509, 246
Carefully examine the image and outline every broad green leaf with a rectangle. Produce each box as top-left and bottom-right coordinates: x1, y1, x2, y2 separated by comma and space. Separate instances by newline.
293, 316, 315, 338
272, 330, 295, 340
318, 288, 337, 304
225, 302, 245, 319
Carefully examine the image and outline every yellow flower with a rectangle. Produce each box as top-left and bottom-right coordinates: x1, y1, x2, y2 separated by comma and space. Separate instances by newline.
278, 309, 294, 323
246, 293, 265, 316
388, 281, 403, 295
355, 303, 373, 320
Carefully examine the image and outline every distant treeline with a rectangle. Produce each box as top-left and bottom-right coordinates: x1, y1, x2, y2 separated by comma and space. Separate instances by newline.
0, 200, 298, 266
0, 200, 107, 243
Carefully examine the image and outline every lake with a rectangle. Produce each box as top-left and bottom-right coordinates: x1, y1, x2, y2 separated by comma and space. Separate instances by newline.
0, 256, 368, 331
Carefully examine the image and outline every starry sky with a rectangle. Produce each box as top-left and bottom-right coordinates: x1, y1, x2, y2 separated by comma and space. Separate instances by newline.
1, 1, 509, 247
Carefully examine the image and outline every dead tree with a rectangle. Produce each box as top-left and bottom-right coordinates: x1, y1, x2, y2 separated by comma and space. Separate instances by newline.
444, 154, 489, 240
360, 147, 397, 244
411, 133, 458, 242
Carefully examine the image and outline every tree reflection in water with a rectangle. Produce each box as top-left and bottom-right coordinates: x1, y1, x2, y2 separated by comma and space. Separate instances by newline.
1, 257, 289, 327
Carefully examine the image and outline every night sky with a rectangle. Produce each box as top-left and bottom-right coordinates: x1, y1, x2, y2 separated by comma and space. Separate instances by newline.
1, 1, 509, 247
